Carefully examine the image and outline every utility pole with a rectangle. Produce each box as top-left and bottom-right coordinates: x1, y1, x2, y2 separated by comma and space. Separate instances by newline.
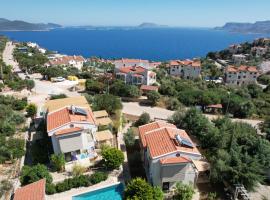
225, 91, 231, 115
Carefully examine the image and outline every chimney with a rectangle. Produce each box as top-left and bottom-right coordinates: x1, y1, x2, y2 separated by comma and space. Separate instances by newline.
70, 105, 76, 115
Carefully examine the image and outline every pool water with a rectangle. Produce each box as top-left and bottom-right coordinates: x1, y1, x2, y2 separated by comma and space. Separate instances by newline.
72, 183, 124, 200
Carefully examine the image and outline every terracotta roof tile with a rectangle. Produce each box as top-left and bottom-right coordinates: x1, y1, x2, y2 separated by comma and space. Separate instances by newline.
227, 65, 258, 73
160, 156, 191, 165
49, 55, 85, 66
140, 85, 159, 91
119, 66, 146, 74
13, 179, 45, 200
138, 121, 176, 148
55, 127, 83, 136
47, 107, 96, 132
144, 127, 200, 158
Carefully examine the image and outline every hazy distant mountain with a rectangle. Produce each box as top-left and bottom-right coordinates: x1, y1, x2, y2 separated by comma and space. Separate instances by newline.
0, 18, 62, 31
216, 20, 270, 34
138, 22, 168, 28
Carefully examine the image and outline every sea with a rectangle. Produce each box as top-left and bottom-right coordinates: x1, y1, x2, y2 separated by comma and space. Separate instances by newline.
1, 28, 269, 61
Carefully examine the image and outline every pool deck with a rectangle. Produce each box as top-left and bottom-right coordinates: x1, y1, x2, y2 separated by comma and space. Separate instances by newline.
46, 177, 120, 200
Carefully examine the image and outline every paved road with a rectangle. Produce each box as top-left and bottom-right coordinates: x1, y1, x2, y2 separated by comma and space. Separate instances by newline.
122, 102, 263, 131
2, 42, 79, 116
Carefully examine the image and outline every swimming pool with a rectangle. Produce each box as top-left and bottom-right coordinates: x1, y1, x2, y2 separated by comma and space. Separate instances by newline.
72, 183, 124, 200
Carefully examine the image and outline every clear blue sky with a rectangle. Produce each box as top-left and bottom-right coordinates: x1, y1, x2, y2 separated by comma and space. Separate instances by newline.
2, 0, 270, 27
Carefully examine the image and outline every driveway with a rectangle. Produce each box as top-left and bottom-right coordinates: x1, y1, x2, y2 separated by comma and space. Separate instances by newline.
122, 102, 263, 132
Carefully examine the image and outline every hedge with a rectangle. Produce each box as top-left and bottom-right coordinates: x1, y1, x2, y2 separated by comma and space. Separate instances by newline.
46, 171, 108, 195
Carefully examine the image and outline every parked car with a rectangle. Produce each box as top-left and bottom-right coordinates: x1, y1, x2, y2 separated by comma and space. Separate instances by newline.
51, 77, 65, 82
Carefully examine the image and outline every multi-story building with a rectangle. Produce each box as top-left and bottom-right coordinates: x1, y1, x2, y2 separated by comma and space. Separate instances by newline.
225, 65, 259, 86
44, 96, 98, 170
251, 46, 268, 57
139, 121, 208, 190
115, 66, 156, 85
228, 44, 242, 54
113, 58, 150, 69
232, 54, 246, 64
46, 55, 86, 70
168, 59, 201, 80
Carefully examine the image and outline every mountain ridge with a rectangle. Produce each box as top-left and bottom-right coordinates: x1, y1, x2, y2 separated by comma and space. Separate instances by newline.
0, 18, 62, 31
215, 20, 270, 34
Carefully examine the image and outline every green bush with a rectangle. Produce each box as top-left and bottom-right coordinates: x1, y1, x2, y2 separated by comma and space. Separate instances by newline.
101, 147, 124, 169
50, 153, 65, 172
134, 112, 150, 127
89, 171, 108, 184
45, 183, 56, 195
45, 172, 108, 195
20, 164, 52, 186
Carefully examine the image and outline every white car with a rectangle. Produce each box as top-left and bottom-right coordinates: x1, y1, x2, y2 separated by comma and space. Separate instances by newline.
52, 77, 65, 82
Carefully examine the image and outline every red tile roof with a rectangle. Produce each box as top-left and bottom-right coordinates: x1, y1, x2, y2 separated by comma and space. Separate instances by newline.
47, 107, 96, 132
206, 104, 223, 109
227, 65, 258, 73
139, 121, 176, 148
55, 127, 83, 136
14, 179, 45, 200
115, 58, 149, 63
169, 60, 201, 68
160, 156, 191, 165
119, 66, 146, 74
143, 126, 200, 158
140, 85, 159, 91
49, 55, 85, 66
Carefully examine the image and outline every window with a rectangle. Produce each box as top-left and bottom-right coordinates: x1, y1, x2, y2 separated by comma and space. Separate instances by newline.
162, 182, 170, 191
238, 76, 241, 79
64, 152, 72, 162
243, 76, 246, 78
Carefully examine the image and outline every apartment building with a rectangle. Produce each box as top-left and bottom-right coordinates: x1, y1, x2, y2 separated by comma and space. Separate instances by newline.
115, 66, 156, 85
168, 59, 201, 79
225, 65, 259, 86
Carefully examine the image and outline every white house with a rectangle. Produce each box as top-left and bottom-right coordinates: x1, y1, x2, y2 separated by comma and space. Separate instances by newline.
115, 66, 156, 85
228, 44, 242, 54
46, 55, 86, 70
232, 54, 246, 64
45, 96, 98, 168
139, 121, 208, 190
251, 46, 268, 57
47, 106, 97, 163
113, 58, 150, 69
225, 65, 259, 86
168, 60, 201, 80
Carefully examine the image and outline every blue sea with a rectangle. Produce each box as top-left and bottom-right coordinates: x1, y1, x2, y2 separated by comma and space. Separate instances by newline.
1, 28, 269, 61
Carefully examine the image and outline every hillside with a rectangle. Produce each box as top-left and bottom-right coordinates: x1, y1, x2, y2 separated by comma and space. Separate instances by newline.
0, 18, 61, 31
215, 20, 270, 34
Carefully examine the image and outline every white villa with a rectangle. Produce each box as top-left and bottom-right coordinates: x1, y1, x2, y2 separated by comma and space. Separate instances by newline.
115, 66, 156, 85
46, 55, 86, 70
44, 96, 100, 170
168, 59, 201, 80
139, 121, 209, 190
113, 58, 150, 69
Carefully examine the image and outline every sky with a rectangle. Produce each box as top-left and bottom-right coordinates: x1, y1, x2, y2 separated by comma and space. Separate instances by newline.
1, 0, 270, 27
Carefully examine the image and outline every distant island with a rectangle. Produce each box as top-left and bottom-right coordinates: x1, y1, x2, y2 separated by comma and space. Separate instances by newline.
0, 18, 62, 31
137, 22, 168, 28
216, 20, 270, 34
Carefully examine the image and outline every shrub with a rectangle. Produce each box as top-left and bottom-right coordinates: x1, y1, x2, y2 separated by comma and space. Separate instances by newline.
124, 178, 163, 200
146, 90, 160, 106
134, 112, 150, 127
123, 128, 135, 147
50, 94, 67, 100
45, 183, 56, 195
50, 153, 65, 172
89, 172, 108, 184
72, 164, 86, 177
173, 182, 194, 200
55, 180, 70, 193
101, 147, 124, 169
20, 164, 52, 186
26, 103, 37, 118
166, 97, 181, 110
0, 179, 12, 197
